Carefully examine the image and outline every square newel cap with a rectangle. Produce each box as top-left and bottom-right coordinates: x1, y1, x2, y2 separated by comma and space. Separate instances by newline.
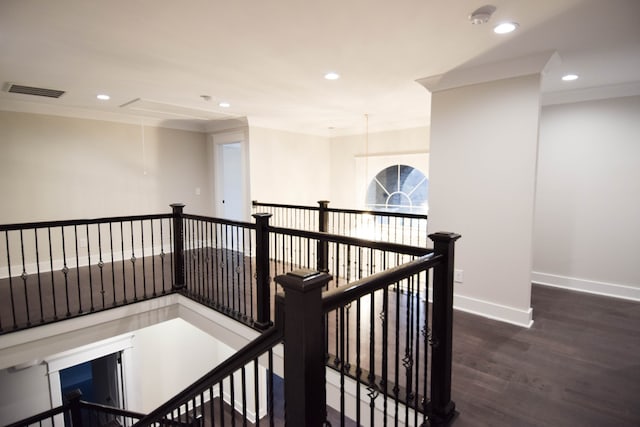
428, 232, 461, 243
275, 269, 332, 293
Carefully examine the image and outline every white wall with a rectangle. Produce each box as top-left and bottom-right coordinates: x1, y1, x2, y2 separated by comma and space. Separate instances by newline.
248, 126, 331, 205
0, 111, 212, 223
533, 95, 640, 299
0, 364, 50, 425
0, 314, 237, 424
329, 127, 429, 209
428, 75, 541, 327
130, 318, 235, 413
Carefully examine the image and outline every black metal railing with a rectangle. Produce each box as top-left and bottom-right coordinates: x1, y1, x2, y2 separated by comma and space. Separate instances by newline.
253, 200, 430, 247
0, 212, 174, 333
6, 389, 147, 427
4, 204, 459, 426
133, 229, 458, 427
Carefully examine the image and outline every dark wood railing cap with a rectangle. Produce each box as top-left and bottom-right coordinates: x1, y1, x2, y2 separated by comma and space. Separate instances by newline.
252, 212, 273, 219
275, 269, 332, 293
429, 232, 462, 243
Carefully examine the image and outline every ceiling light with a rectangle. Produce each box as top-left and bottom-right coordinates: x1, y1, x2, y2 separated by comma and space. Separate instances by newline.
219, 101, 231, 108
562, 74, 579, 81
469, 5, 496, 25
97, 94, 110, 100
324, 72, 340, 80
493, 22, 518, 34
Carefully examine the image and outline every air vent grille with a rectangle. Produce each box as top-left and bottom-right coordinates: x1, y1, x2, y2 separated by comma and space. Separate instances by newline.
6, 83, 65, 98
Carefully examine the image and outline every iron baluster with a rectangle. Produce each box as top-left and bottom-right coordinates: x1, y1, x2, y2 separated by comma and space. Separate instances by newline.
19, 229, 31, 326
414, 275, 421, 424
74, 225, 82, 314
159, 218, 166, 294
219, 379, 225, 427
268, 350, 274, 427
109, 222, 117, 306
61, 226, 71, 317
34, 228, 44, 323
248, 226, 254, 322
150, 219, 156, 297
130, 220, 137, 302
253, 359, 259, 427
141, 219, 146, 299
205, 220, 211, 304
47, 227, 58, 320
356, 297, 362, 426
382, 286, 389, 422
86, 224, 94, 312
340, 304, 346, 426
5, 231, 17, 328
98, 223, 106, 309
120, 221, 127, 304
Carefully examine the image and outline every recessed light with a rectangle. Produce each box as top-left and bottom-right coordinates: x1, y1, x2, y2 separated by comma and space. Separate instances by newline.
324, 72, 340, 80
219, 102, 231, 108
493, 22, 518, 34
562, 74, 579, 81
97, 94, 110, 100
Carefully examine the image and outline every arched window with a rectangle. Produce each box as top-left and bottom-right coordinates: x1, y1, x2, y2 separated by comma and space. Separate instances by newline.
365, 165, 428, 214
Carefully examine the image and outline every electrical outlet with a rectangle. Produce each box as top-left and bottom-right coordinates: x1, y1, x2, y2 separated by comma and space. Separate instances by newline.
454, 269, 464, 283
79, 238, 88, 249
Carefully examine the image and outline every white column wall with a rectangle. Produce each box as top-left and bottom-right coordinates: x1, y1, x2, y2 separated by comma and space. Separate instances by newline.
428, 75, 542, 326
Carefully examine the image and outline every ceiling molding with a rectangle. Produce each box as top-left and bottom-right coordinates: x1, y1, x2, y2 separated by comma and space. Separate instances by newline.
541, 81, 640, 106
418, 51, 559, 93
0, 99, 211, 132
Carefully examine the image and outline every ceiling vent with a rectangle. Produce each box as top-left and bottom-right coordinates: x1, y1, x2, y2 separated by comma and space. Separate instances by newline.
4, 83, 65, 98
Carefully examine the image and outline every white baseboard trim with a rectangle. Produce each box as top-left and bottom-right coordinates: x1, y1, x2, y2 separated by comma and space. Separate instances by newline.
453, 294, 533, 328
532, 271, 640, 302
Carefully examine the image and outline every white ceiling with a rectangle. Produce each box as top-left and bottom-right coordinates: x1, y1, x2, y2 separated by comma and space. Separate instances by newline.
1, 0, 639, 135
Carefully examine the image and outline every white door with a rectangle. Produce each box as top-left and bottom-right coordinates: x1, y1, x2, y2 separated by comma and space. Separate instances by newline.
220, 142, 243, 220
213, 131, 247, 221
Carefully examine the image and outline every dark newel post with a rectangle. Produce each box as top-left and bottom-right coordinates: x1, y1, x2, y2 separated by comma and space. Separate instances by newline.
171, 203, 186, 290
253, 213, 272, 330
66, 389, 83, 427
276, 269, 332, 427
428, 231, 461, 426
317, 200, 330, 272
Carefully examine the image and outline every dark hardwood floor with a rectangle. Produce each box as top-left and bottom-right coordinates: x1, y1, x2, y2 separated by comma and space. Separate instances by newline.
451, 285, 640, 427
3, 253, 639, 426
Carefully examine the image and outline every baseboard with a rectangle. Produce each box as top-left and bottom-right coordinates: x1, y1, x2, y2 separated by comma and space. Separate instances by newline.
453, 294, 534, 328
532, 271, 640, 302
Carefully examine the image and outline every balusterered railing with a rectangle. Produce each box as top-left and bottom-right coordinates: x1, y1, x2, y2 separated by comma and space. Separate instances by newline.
0, 213, 174, 333
3, 204, 459, 426
132, 231, 459, 426
253, 199, 430, 247
5, 389, 148, 427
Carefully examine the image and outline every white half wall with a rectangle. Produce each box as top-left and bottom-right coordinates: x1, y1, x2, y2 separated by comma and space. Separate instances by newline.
427, 75, 542, 327
533, 95, 640, 300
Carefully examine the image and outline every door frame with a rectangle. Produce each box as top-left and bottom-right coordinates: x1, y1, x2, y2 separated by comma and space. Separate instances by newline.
44, 334, 135, 423
211, 130, 250, 221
